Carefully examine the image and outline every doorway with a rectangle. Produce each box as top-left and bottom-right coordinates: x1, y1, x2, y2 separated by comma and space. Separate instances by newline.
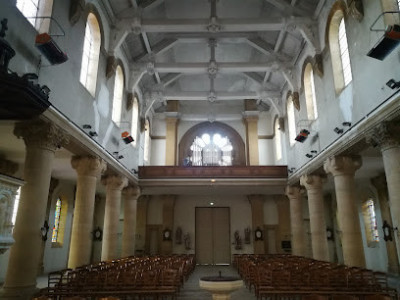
195, 207, 230, 265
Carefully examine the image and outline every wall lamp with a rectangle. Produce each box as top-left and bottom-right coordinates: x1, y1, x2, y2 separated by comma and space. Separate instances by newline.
382, 220, 397, 242
113, 152, 124, 159
131, 169, 138, 174
342, 122, 352, 127
305, 153, 313, 158
386, 79, 400, 89
82, 124, 98, 137
326, 227, 334, 241
334, 127, 344, 134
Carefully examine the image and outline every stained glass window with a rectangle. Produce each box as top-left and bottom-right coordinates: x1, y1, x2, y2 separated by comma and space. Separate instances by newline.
52, 198, 62, 243
362, 198, 379, 246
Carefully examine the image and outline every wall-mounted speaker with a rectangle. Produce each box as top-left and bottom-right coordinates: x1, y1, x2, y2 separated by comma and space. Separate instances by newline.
367, 24, 400, 60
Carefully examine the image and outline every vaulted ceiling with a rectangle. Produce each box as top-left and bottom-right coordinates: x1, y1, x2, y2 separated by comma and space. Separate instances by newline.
105, 0, 324, 117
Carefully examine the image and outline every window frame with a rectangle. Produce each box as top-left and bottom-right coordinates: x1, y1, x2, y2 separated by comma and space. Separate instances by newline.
112, 65, 124, 124
16, 0, 54, 33
79, 12, 101, 97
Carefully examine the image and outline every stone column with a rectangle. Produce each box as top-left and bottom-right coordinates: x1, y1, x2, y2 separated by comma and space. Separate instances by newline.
101, 173, 128, 261
68, 156, 106, 269
275, 195, 291, 253
1, 119, 68, 299
161, 195, 175, 255
243, 100, 259, 165
135, 196, 148, 253
249, 195, 265, 254
371, 175, 400, 274
121, 185, 140, 257
324, 155, 365, 267
165, 100, 179, 166
300, 174, 329, 261
368, 122, 400, 261
286, 185, 306, 256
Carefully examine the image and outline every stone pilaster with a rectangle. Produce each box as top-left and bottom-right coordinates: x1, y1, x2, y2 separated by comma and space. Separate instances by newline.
300, 174, 329, 261
249, 195, 265, 254
161, 195, 176, 255
2, 119, 68, 299
368, 121, 400, 265
286, 185, 306, 256
101, 173, 128, 260
243, 101, 259, 166
121, 185, 140, 257
324, 155, 365, 267
165, 100, 179, 166
371, 174, 400, 274
68, 156, 106, 269
275, 195, 291, 253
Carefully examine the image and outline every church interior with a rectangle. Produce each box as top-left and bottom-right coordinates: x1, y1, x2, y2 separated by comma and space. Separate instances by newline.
0, 0, 400, 299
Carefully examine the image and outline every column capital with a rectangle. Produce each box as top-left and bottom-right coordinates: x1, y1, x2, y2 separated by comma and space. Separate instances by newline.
71, 155, 106, 177
123, 185, 141, 198
101, 174, 128, 190
285, 185, 301, 199
324, 155, 362, 177
300, 174, 326, 190
0, 157, 18, 176
242, 111, 259, 122
371, 174, 387, 191
367, 121, 400, 151
14, 118, 69, 152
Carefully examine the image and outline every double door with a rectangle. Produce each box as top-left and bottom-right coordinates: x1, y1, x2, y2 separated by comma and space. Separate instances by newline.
195, 207, 230, 265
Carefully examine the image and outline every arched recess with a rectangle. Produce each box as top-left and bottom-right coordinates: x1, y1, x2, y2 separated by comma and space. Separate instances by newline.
179, 122, 246, 166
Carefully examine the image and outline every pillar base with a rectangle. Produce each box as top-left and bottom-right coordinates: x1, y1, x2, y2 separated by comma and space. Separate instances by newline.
0, 285, 39, 300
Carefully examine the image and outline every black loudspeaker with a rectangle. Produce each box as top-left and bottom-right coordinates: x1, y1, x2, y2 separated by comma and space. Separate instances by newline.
367, 24, 400, 60
35, 33, 68, 65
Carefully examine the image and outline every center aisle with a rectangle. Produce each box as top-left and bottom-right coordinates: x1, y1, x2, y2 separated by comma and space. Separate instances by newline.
178, 265, 257, 300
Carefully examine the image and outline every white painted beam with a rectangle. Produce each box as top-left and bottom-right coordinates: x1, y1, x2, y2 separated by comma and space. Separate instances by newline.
163, 91, 281, 101
140, 18, 312, 33
265, 0, 310, 17
155, 62, 287, 74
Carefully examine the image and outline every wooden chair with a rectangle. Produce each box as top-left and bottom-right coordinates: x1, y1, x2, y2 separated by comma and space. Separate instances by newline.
302, 295, 329, 300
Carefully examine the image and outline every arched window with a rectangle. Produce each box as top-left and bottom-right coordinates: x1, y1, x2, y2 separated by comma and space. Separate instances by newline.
287, 95, 296, 146
80, 13, 101, 97
112, 66, 124, 124
11, 187, 21, 231
144, 119, 150, 163
131, 96, 139, 146
51, 198, 62, 243
189, 133, 233, 166
16, 0, 54, 33
362, 198, 379, 247
328, 9, 352, 93
304, 63, 318, 120
274, 118, 282, 161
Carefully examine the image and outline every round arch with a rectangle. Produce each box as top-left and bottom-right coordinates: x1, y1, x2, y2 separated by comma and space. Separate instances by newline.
178, 122, 246, 166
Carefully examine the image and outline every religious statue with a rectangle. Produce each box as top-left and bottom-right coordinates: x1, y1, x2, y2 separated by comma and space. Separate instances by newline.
234, 230, 242, 250
175, 226, 182, 244
244, 227, 251, 244
184, 232, 191, 250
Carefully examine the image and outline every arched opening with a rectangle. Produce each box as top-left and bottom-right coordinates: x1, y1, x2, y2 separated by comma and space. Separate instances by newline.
131, 96, 139, 147
287, 95, 296, 146
179, 122, 246, 166
304, 63, 318, 120
112, 65, 124, 124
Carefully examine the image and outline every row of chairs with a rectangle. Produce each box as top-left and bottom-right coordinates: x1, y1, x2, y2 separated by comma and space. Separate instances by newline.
233, 254, 398, 300
34, 254, 196, 299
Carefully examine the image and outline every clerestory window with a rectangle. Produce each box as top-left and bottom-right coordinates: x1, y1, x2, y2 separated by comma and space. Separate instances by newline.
189, 133, 233, 166
362, 198, 380, 247
131, 96, 139, 147
304, 63, 318, 120
112, 66, 124, 124
16, 0, 54, 33
287, 95, 296, 146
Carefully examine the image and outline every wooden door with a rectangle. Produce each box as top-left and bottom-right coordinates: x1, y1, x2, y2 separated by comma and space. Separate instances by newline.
196, 207, 230, 265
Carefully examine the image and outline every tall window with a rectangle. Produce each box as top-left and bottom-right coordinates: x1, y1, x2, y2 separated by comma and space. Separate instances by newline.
338, 18, 352, 87
16, 0, 54, 33
287, 96, 296, 146
11, 187, 21, 231
274, 118, 282, 161
362, 198, 379, 247
398, 0, 400, 9
304, 63, 318, 120
80, 13, 101, 97
112, 66, 124, 124
189, 133, 233, 166
329, 10, 352, 93
144, 119, 150, 163
131, 97, 139, 146
51, 198, 61, 243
